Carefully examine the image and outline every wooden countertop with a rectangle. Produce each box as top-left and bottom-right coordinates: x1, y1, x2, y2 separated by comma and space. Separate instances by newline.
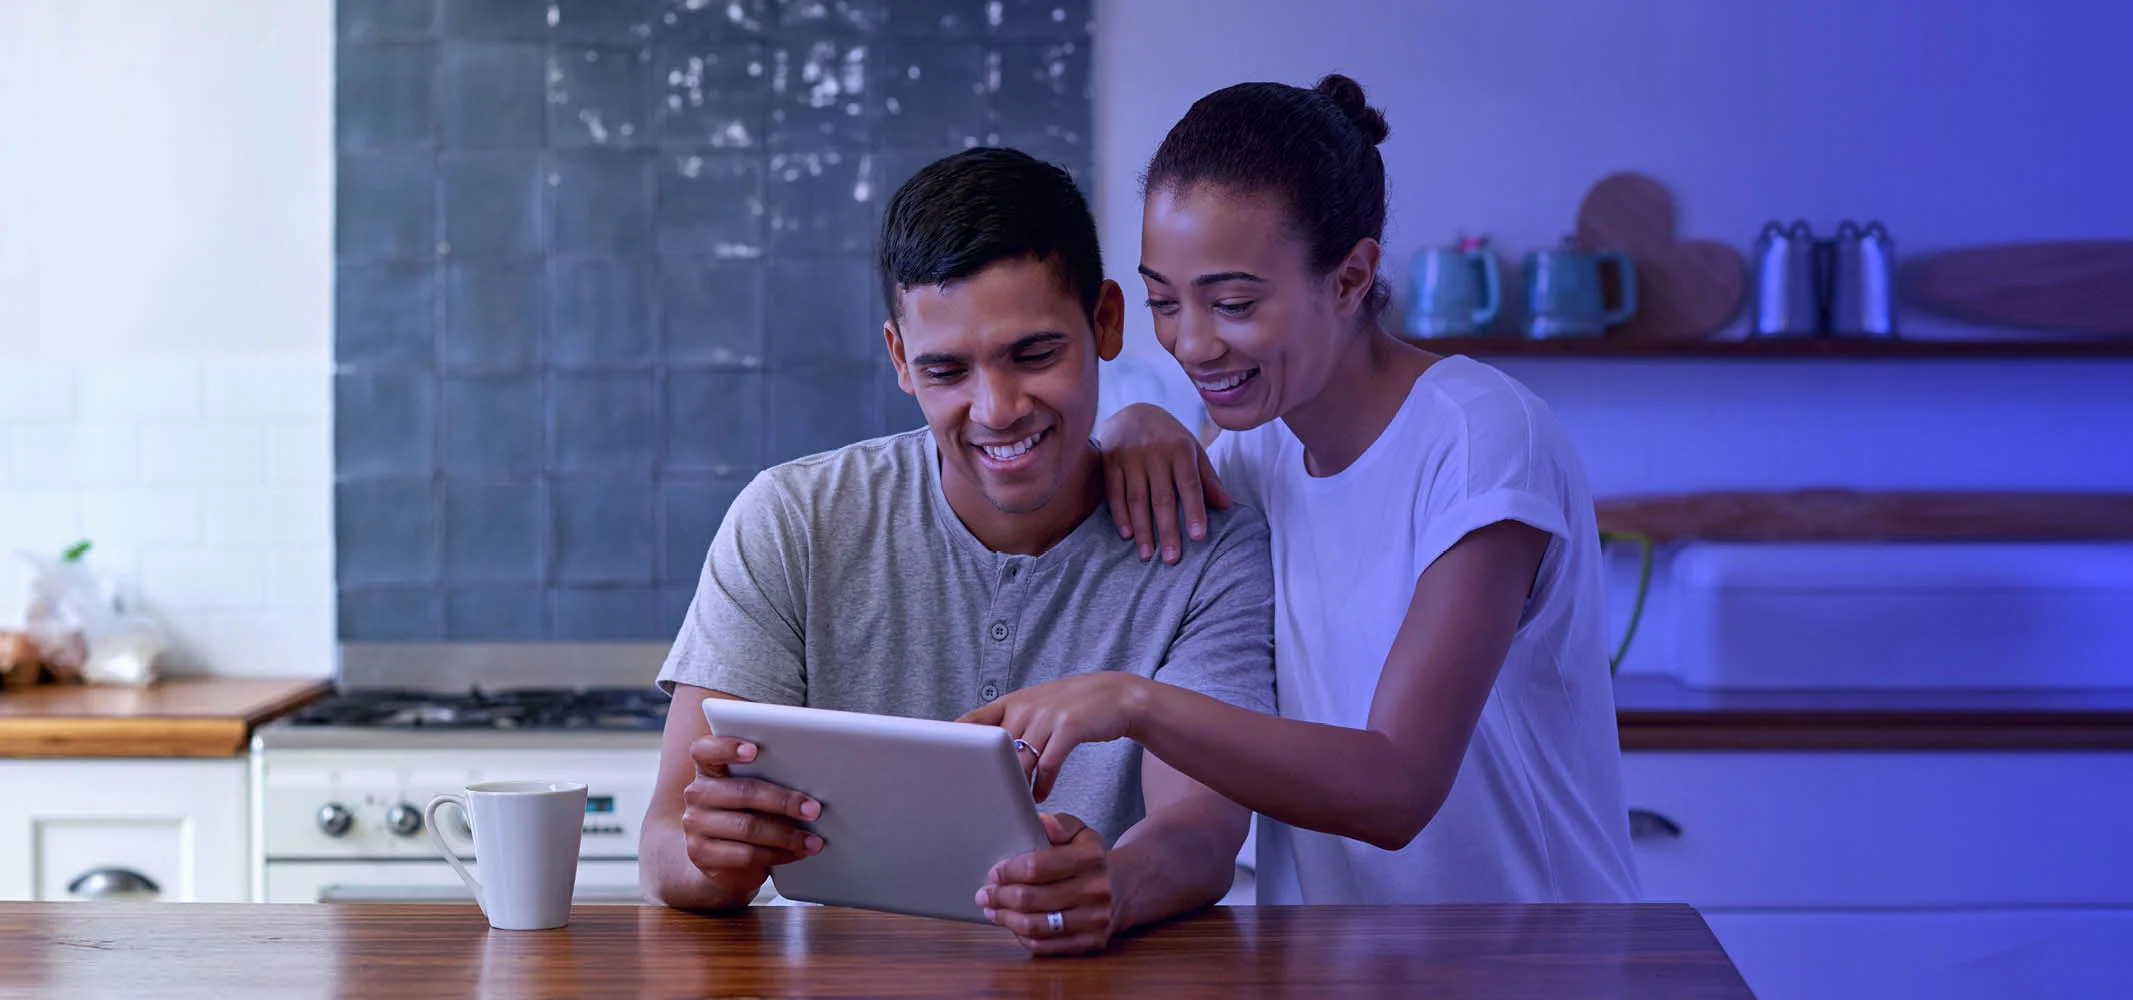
0, 677, 330, 758
0, 902, 1752, 999
1615, 674, 2133, 750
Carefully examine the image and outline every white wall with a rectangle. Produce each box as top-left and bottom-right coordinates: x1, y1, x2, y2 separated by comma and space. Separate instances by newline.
0, 1, 334, 676
1093, 0, 2133, 679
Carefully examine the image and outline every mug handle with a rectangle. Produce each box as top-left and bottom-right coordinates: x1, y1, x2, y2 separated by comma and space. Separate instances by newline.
1598, 251, 1637, 326
424, 794, 484, 915
1470, 251, 1502, 329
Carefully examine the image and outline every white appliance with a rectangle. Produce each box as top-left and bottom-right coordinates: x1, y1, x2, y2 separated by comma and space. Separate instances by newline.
1668, 541, 2133, 689
250, 663, 673, 906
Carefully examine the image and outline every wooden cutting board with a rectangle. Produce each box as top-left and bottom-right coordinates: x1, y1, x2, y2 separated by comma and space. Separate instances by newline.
1596, 490, 2133, 543
1899, 240, 2133, 335
1575, 172, 1746, 342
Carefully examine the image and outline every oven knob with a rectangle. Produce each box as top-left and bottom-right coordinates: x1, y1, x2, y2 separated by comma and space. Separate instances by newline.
316, 803, 354, 837
385, 803, 423, 838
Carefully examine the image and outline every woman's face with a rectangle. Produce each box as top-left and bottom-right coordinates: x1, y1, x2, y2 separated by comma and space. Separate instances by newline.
1139, 184, 1361, 432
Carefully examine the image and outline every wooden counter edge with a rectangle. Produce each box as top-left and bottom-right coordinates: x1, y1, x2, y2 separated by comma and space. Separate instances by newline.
1619, 711, 2133, 751
0, 678, 331, 758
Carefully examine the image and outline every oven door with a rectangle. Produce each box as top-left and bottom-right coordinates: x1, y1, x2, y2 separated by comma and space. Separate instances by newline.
263, 860, 648, 906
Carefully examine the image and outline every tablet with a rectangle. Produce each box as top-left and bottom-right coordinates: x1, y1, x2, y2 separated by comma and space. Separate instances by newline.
701, 698, 1050, 923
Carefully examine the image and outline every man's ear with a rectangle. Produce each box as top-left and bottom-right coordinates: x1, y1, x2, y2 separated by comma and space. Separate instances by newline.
1331, 237, 1382, 319
1094, 279, 1125, 362
884, 320, 914, 395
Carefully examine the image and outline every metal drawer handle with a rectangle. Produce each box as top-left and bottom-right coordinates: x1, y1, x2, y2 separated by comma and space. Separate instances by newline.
67, 867, 162, 900
1628, 809, 1682, 840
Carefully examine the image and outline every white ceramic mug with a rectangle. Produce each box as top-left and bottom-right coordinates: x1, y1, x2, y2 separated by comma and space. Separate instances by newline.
425, 780, 587, 931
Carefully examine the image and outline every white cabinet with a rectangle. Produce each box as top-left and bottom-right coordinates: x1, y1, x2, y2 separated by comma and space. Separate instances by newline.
1623, 751, 2133, 1000
1708, 908, 2133, 1000
0, 758, 249, 902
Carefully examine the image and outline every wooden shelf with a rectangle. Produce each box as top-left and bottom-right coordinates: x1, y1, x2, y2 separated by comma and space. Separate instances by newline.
1594, 490, 2133, 543
1408, 335, 2133, 358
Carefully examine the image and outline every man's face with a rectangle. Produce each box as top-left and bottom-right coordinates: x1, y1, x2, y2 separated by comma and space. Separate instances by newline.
885, 256, 1123, 516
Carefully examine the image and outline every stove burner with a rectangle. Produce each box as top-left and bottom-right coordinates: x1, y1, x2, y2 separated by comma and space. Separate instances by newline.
288, 687, 671, 731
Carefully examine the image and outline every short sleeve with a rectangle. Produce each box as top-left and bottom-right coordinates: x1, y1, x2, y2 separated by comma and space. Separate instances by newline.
1150, 503, 1277, 714
655, 472, 809, 704
1207, 427, 1264, 510
1411, 395, 1574, 577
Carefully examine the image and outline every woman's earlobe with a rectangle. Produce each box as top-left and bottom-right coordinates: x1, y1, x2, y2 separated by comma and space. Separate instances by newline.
1338, 238, 1384, 316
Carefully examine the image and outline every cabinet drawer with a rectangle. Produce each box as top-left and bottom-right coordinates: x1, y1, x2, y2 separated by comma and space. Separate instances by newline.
37, 820, 186, 901
1622, 752, 2133, 908
0, 759, 249, 902
1706, 907, 2133, 1000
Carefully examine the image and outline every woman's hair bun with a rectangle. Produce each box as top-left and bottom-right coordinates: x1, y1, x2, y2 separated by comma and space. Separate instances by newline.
1314, 73, 1388, 145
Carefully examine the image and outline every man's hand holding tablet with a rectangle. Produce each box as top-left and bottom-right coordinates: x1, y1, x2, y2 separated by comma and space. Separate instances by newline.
976, 812, 1120, 955
680, 734, 824, 883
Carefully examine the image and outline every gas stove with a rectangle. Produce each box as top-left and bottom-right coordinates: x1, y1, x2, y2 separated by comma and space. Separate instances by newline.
250, 643, 677, 905
284, 686, 670, 731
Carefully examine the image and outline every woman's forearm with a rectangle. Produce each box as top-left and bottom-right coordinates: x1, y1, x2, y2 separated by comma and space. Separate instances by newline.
1127, 681, 1450, 851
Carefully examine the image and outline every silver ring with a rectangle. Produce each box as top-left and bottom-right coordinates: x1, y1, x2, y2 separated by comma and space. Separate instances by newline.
1013, 738, 1040, 757
1046, 911, 1065, 935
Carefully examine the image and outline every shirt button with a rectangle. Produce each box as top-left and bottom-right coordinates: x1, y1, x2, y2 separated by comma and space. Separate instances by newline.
980, 683, 1000, 701
989, 622, 1009, 642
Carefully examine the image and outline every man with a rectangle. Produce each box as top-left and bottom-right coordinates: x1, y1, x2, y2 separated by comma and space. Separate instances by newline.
639, 148, 1276, 955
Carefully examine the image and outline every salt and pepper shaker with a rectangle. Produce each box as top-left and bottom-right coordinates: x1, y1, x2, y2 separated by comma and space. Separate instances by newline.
1750, 219, 1897, 338
1829, 221, 1897, 338
1752, 220, 1819, 337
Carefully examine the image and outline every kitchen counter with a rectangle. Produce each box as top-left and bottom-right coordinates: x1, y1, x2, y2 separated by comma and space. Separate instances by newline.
0, 902, 1752, 999
1615, 674, 2133, 750
0, 678, 330, 758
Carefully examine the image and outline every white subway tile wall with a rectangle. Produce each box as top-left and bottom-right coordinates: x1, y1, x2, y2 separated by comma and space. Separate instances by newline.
0, 359, 333, 677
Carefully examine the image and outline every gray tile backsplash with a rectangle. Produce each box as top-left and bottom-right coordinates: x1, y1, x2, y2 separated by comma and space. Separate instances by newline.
441, 44, 548, 147
551, 0, 662, 45
443, 261, 543, 371
338, 263, 439, 370
551, 149, 657, 255
336, 479, 441, 585
336, 373, 437, 475
442, 152, 546, 255
340, 0, 438, 42
440, 0, 550, 42
337, 44, 437, 149
551, 372, 658, 474
440, 375, 544, 474
660, 258, 764, 365
336, 0, 1091, 641
551, 259, 655, 366
664, 370, 765, 473
551, 479, 657, 583
765, 256, 877, 365
550, 46, 657, 149
445, 585, 548, 639
337, 153, 438, 260
443, 482, 545, 581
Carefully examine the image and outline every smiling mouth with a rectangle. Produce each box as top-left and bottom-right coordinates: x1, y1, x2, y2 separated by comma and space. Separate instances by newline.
1192, 369, 1260, 394
974, 428, 1049, 464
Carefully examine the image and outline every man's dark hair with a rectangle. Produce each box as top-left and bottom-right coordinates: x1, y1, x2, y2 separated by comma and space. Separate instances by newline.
877, 147, 1103, 333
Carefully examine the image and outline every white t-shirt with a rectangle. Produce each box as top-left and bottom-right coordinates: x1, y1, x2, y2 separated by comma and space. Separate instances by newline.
1211, 356, 1640, 904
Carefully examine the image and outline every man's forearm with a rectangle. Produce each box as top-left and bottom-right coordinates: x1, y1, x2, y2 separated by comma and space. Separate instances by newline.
1106, 794, 1245, 932
639, 815, 766, 912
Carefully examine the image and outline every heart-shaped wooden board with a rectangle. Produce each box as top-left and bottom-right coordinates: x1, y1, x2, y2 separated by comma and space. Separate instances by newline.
1575, 172, 1746, 342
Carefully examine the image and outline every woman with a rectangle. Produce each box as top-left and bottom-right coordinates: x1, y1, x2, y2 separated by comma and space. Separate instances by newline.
962, 75, 1639, 904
